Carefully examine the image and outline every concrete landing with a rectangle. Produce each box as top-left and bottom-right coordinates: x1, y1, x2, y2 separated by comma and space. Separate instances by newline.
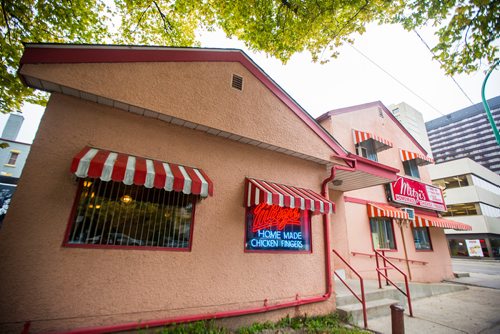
334, 278, 468, 329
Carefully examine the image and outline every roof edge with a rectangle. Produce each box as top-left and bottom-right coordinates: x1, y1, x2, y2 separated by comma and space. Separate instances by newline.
19, 43, 349, 159
318, 101, 429, 156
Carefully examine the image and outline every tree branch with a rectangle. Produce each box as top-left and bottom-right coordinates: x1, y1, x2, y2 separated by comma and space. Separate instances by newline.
1, 0, 12, 43
132, 2, 153, 35
152, 0, 172, 34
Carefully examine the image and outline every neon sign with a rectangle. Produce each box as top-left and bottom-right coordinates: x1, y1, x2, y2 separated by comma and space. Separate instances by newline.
245, 203, 311, 252
252, 203, 301, 232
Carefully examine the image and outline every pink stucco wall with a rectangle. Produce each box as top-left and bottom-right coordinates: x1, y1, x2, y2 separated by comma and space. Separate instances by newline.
0, 60, 337, 332
20, 62, 333, 163
324, 104, 454, 283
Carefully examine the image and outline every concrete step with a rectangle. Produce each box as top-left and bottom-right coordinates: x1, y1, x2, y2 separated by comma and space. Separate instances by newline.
337, 298, 400, 326
336, 287, 403, 307
399, 282, 467, 300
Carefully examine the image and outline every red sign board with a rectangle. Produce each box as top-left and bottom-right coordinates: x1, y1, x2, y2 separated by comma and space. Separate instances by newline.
389, 176, 446, 212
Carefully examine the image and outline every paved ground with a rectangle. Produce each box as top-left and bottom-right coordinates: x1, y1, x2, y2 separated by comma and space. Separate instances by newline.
451, 258, 500, 275
367, 286, 500, 333
448, 258, 500, 290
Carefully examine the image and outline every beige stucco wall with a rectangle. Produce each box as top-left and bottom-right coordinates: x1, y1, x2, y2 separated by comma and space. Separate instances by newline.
0, 93, 335, 332
20, 62, 334, 162
324, 105, 453, 283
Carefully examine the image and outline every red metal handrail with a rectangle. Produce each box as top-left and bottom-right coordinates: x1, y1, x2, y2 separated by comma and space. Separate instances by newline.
351, 251, 428, 265
374, 250, 413, 317
332, 248, 367, 329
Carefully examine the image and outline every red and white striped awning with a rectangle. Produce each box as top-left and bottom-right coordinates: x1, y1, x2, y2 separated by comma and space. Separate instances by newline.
71, 147, 213, 197
413, 214, 472, 231
353, 129, 393, 152
367, 203, 409, 220
245, 178, 335, 214
399, 149, 434, 166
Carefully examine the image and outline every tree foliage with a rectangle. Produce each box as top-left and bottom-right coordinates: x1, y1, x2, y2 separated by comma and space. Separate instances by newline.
1, 0, 498, 114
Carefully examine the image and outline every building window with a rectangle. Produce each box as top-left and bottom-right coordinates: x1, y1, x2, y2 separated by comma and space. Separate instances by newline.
433, 174, 469, 190
370, 218, 396, 250
356, 140, 378, 162
413, 227, 432, 251
65, 178, 195, 250
403, 160, 420, 178
245, 203, 311, 253
441, 203, 480, 217
6, 152, 19, 166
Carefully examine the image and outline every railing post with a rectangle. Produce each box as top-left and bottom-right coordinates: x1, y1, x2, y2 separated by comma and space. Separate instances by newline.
390, 304, 405, 334
404, 275, 413, 317
375, 251, 382, 289
360, 279, 367, 329
382, 250, 389, 286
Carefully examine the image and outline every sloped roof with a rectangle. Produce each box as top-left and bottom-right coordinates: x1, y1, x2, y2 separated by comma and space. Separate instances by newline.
317, 100, 428, 155
20, 43, 348, 157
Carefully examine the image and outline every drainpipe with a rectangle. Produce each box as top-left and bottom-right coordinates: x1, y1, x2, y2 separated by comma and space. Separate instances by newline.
57, 166, 352, 334
321, 164, 356, 285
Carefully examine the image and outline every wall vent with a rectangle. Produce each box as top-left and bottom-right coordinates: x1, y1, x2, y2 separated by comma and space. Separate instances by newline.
232, 74, 243, 91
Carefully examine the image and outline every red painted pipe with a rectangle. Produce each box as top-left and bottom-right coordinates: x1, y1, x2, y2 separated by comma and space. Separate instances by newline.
53, 166, 348, 334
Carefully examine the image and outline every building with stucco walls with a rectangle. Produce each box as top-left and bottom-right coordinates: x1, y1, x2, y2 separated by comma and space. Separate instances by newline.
0, 44, 403, 333
317, 102, 471, 283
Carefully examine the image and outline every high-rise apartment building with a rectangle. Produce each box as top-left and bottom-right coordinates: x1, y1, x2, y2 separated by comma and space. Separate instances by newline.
425, 96, 500, 174
389, 102, 432, 155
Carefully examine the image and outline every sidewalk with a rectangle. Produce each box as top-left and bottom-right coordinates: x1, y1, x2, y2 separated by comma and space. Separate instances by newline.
366, 286, 500, 333
444, 272, 500, 289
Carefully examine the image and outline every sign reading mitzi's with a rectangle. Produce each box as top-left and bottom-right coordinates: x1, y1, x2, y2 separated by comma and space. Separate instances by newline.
389, 176, 446, 212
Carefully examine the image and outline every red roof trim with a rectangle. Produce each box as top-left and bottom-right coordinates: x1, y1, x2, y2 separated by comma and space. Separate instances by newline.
317, 101, 428, 156
20, 44, 347, 158
347, 153, 399, 181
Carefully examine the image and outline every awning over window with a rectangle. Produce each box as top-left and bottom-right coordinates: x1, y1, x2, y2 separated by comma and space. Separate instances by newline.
353, 129, 393, 152
71, 147, 213, 197
399, 149, 434, 166
413, 214, 472, 231
367, 203, 409, 220
245, 178, 335, 214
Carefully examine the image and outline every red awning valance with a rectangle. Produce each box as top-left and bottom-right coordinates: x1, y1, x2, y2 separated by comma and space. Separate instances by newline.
71, 147, 213, 197
367, 203, 409, 220
413, 214, 472, 231
245, 178, 335, 215
399, 149, 434, 166
353, 129, 393, 152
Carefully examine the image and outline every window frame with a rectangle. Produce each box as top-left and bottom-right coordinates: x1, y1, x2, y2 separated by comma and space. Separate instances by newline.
403, 159, 420, 178
244, 204, 313, 254
369, 217, 397, 251
356, 140, 378, 162
412, 227, 433, 252
62, 178, 197, 252
5, 151, 19, 166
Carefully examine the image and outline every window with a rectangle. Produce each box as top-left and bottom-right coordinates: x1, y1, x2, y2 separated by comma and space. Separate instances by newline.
356, 140, 378, 162
65, 178, 196, 250
245, 203, 311, 253
433, 174, 469, 190
441, 203, 480, 217
413, 227, 432, 251
403, 159, 420, 178
6, 152, 19, 166
370, 218, 396, 250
